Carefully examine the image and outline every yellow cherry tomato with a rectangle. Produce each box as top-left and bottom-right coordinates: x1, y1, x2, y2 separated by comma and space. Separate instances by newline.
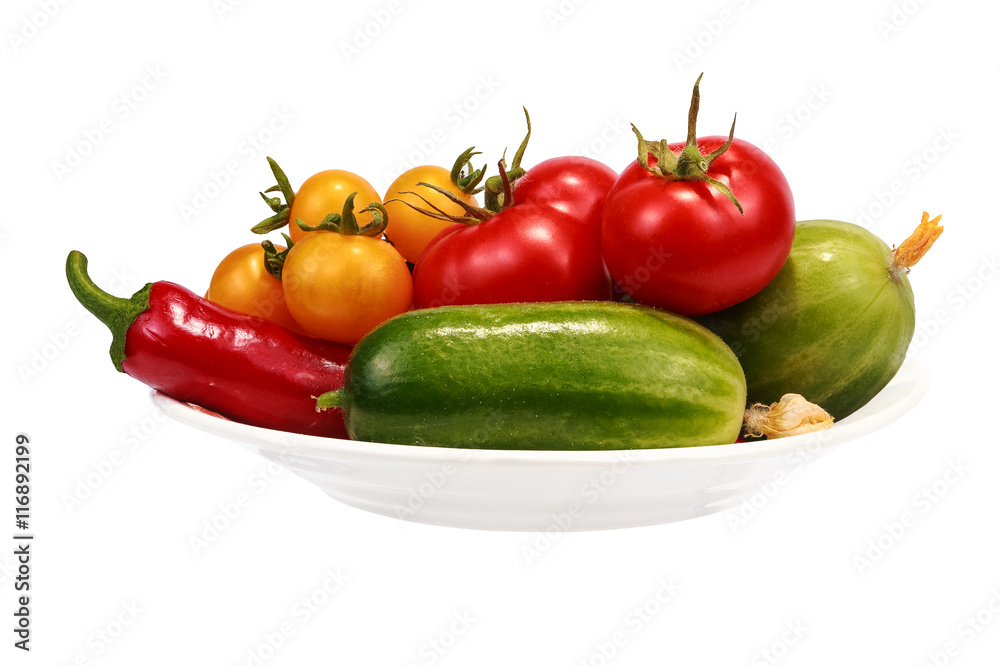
206, 243, 307, 334
288, 170, 382, 243
382, 165, 478, 263
281, 232, 413, 345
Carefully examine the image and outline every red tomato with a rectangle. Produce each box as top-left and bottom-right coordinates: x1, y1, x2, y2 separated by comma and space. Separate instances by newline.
512, 156, 618, 232
601, 77, 794, 316
412, 202, 612, 308
602, 136, 794, 315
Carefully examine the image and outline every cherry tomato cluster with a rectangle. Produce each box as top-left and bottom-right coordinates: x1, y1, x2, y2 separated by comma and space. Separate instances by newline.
207, 75, 796, 346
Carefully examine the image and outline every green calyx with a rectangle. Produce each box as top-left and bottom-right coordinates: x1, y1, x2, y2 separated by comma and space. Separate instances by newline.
261, 233, 293, 280
632, 73, 743, 215
388, 152, 523, 227
252, 157, 297, 234
450, 146, 487, 195
65, 250, 152, 373
372, 105, 534, 226
261, 194, 391, 279
294, 191, 389, 237
483, 107, 532, 212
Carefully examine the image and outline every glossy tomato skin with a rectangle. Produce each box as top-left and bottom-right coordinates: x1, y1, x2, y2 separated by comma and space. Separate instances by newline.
206, 243, 308, 335
512, 156, 618, 232
288, 170, 382, 243
601, 136, 795, 316
412, 202, 613, 309
282, 233, 413, 345
383, 165, 478, 264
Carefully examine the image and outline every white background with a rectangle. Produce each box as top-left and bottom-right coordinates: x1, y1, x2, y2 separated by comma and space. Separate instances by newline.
4, 0, 999, 664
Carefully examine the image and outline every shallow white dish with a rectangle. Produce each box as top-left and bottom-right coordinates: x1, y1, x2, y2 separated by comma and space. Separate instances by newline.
153, 360, 929, 532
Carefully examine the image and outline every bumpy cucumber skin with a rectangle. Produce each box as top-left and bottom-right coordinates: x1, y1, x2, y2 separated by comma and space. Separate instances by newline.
694, 220, 915, 420
340, 301, 746, 450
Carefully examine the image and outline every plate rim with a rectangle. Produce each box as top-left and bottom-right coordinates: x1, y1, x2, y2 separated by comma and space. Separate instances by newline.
151, 360, 930, 468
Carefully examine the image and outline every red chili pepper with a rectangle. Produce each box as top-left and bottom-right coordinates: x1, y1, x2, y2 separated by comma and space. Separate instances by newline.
66, 250, 351, 438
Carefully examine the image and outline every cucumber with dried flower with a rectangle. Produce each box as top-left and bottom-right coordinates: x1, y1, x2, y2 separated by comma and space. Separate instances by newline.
695, 212, 942, 420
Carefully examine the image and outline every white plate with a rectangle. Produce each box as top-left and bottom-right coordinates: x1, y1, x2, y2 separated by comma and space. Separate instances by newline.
152, 360, 929, 532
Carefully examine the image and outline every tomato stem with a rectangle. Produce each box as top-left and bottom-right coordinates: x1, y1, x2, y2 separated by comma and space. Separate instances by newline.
339, 192, 363, 235
388, 183, 495, 226
295, 192, 389, 237
685, 73, 703, 147
269, 156, 296, 207
450, 147, 487, 195
495, 157, 514, 211
631, 74, 744, 215
262, 234, 293, 280
484, 107, 532, 212
252, 157, 297, 234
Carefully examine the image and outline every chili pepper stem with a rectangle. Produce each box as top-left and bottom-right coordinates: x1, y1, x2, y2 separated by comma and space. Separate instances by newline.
65, 250, 151, 373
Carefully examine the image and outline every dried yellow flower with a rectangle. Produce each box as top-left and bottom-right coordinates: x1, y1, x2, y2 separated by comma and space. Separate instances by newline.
889, 211, 943, 282
742, 393, 834, 439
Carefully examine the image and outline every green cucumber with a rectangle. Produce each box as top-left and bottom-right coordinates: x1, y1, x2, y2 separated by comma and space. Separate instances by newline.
320, 301, 746, 450
695, 218, 938, 420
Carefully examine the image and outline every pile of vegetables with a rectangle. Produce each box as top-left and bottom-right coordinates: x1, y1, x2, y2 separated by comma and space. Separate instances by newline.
67, 75, 942, 450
